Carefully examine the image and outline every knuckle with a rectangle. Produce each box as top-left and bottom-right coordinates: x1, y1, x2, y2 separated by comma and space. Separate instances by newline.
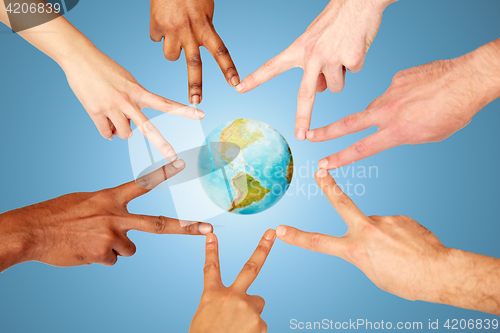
309, 233, 322, 249
215, 45, 229, 57
342, 114, 358, 130
235, 297, 251, 310
127, 243, 137, 256
88, 107, 101, 116
203, 261, 219, 274
336, 194, 353, 208
298, 86, 314, 100
188, 54, 202, 67
353, 140, 368, 156
95, 248, 111, 262
119, 130, 132, 140
189, 82, 202, 90
344, 53, 364, 71
100, 129, 112, 139
246, 73, 257, 85
136, 175, 151, 189
119, 92, 131, 105
360, 221, 377, 236
161, 97, 174, 107
263, 58, 276, 72
242, 261, 260, 275
108, 256, 118, 266
392, 70, 406, 82
345, 242, 365, 262
159, 142, 172, 152
184, 223, 197, 234
143, 122, 158, 134
153, 216, 167, 233
329, 82, 344, 93
224, 66, 236, 75
165, 52, 180, 62
306, 43, 321, 58
255, 243, 270, 254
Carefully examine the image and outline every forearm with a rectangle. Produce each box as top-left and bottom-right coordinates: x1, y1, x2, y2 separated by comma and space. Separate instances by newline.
434, 249, 500, 315
0, 0, 98, 69
460, 38, 500, 111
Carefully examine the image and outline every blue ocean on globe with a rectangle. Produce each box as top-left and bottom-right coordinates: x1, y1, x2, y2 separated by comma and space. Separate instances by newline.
198, 118, 293, 214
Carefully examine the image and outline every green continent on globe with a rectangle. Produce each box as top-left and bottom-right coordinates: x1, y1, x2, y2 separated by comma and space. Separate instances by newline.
219, 119, 264, 163
229, 172, 270, 212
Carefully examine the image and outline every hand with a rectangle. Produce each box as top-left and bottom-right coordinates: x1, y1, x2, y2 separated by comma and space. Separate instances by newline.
0, 4, 203, 161
0, 160, 213, 272
276, 169, 500, 314
236, 0, 395, 140
62, 48, 204, 162
189, 230, 276, 333
150, 0, 239, 105
308, 39, 500, 170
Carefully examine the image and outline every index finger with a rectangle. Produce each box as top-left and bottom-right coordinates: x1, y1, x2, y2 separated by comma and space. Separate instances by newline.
231, 229, 276, 293
235, 49, 295, 93
128, 110, 178, 162
318, 131, 393, 170
205, 31, 240, 87
276, 225, 345, 257
315, 169, 367, 227
113, 159, 186, 204
124, 215, 212, 235
204, 233, 223, 290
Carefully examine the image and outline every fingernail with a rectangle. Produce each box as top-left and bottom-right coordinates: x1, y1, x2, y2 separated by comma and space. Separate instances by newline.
230, 76, 240, 87
318, 159, 328, 168
317, 168, 328, 178
235, 81, 246, 92
195, 109, 205, 119
191, 95, 200, 105
166, 150, 178, 162
306, 131, 314, 140
107, 136, 113, 141
172, 159, 185, 169
199, 223, 213, 235
276, 225, 287, 238
264, 229, 275, 241
128, 132, 133, 139
206, 233, 216, 243
296, 128, 306, 141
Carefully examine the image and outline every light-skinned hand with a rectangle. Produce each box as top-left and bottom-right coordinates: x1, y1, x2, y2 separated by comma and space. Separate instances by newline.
0, 160, 212, 272
189, 230, 276, 333
308, 39, 500, 170
150, 0, 239, 104
62, 48, 204, 162
236, 0, 396, 140
0, 2, 203, 162
276, 169, 500, 315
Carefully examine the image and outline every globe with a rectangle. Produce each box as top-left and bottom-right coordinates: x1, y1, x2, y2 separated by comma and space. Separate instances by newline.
198, 118, 293, 214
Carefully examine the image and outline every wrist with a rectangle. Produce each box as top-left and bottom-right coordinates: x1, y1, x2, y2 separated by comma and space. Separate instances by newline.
369, 0, 397, 13
0, 213, 35, 272
56, 36, 99, 71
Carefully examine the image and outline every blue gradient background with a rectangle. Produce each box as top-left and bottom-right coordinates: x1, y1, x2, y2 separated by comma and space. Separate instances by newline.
1, 0, 500, 332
